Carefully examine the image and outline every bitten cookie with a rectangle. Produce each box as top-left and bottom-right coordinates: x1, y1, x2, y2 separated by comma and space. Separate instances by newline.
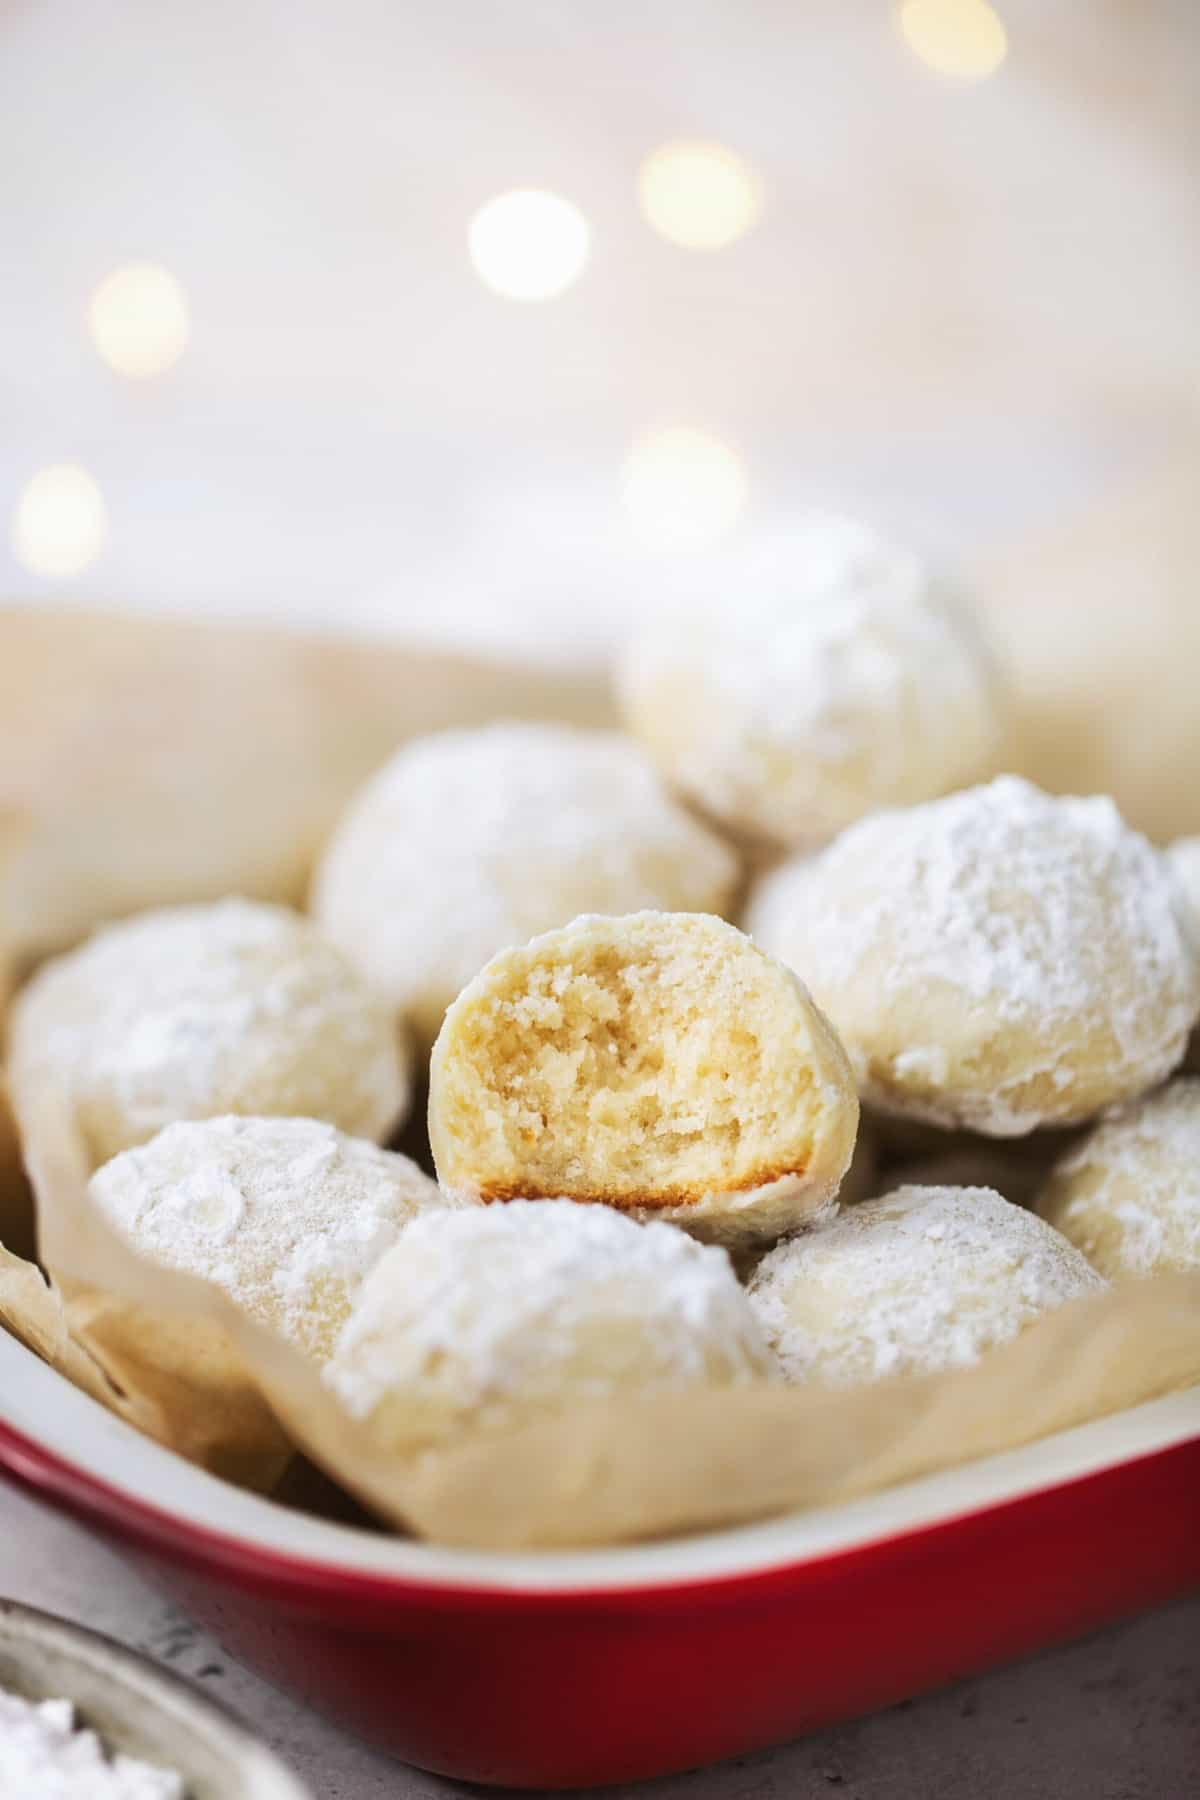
9, 900, 410, 1168
428, 910, 859, 1246
1038, 1079, 1200, 1280
618, 513, 1003, 849
747, 1184, 1104, 1385
426, 907, 859, 1245
312, 722, 739, 1048
748, 777, 1199, 1136
324, 1199, 771, 1450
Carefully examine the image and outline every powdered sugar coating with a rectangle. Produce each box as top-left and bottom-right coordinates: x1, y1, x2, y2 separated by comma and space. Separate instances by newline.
748, 1184, 1104, 1386
10, 900, 410, 1168
618, 514, 1004, 848
1165, 838, 1200, 1072
0, 1689, 183, 1799
89, 1115, 449, 1359
325, 1199, 771, 1446
1167, 837, 1200, 947
312, 722, 740, 1047
1038, 1078, 1200, 1279
748, 777, 1200, 1135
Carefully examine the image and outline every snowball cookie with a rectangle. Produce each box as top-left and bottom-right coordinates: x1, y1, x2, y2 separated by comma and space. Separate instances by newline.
9, 900, 410, 1170
1038, 1080, 1200, 1280
311, 722, 739, 1048
748, 1184, 1104, 1386
324, 1199, 770, 1449
617, 513, 1003, 850
1166, 839, 1200, 1070
89, 1116, 449, 1361
747, 777, 1199, 1137
429, 910, 859, 1246
1167, 838, 1200, 944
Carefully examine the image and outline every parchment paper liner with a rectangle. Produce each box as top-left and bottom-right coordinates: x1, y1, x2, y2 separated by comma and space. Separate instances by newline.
6, 1069, 1199, 1549
0, 608, 608, 1486
0, 605, 608, 975
0, 605, 1196, 1546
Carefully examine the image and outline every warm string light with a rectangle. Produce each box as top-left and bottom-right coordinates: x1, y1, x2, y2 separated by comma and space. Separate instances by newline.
895, 0, 1008, 81
468, 189, 590, 300
88, 263, 190, 378
36, 153, 764, 584
621, 428, 748, 551
11, 464, 108, 579
637, 141, 764, 251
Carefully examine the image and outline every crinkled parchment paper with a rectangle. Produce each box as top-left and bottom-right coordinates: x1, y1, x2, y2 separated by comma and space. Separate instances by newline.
0, 1082, 293, 1490
5, 1067, 1197, 1548
0, 606, 608, 972
0, 608, 1196, 1545
0, 608, 607, 1447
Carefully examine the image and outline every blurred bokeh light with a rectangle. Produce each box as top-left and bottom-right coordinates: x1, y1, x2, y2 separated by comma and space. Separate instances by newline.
0, 2, 1195, 661
88, 263, 190, 378
637, 142, 763, 251
468, 190, 590, 301
896, 0, 1009, 82
11, 465, 108, 580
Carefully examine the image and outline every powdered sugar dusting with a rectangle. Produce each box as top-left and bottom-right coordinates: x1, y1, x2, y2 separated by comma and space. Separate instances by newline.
691, 520, 985, 747
748, 1184, 1105, 1385
619, 514, 1002, 844
1167, 837, 1200, 951
0, 1689, 183, 1799
89, 1115, 449, 1359
325, 1199, 769, 1426
313, 722, 739, 1040
749, 777, 1200, 1132
1043, 1079, 1200, 1277
12, 899, 408, 1163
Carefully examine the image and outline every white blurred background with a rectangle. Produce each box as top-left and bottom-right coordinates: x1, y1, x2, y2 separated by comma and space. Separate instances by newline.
2, 0, 1197, 666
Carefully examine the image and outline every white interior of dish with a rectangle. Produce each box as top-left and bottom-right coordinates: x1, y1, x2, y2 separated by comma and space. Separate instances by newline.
0, 1329, 1195, 1594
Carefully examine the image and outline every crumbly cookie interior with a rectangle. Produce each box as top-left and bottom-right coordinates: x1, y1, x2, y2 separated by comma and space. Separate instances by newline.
435, 918, 828, 1204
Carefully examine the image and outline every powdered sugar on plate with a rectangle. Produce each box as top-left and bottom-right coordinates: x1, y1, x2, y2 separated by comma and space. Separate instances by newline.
0, 1688, 183, 1799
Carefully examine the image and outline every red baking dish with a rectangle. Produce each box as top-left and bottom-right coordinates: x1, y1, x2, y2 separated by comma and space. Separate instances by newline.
0, 1325, 1196, 1790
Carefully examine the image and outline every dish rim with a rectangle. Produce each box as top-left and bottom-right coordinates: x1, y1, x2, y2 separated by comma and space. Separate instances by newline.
1, 1327, 1197, 1604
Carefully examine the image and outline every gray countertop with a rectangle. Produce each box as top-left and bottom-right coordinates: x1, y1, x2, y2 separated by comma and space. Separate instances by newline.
0, 1481, 1195, 1799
